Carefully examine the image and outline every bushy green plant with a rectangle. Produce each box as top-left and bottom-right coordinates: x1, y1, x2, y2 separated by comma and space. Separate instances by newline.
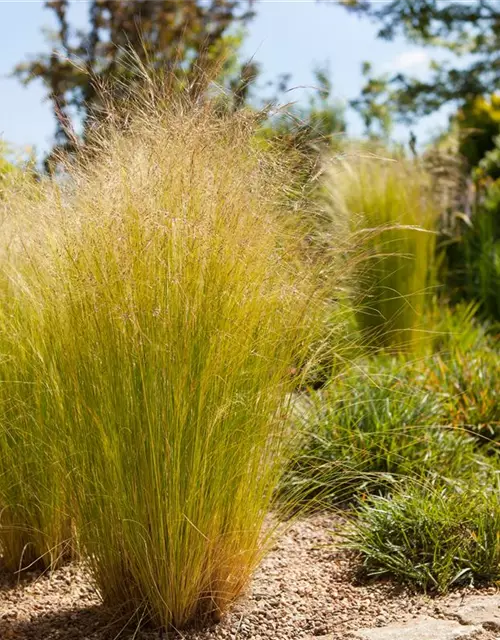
408, 304, 500, 443
422, 348, 500, 444
465, 199, 500, 323
281, 357, 484, 507
439, 132, 500, 325
456, 94, 500, 170
349, 478, 500, 593
324, 153, 439, 352
0, 91, 335, 628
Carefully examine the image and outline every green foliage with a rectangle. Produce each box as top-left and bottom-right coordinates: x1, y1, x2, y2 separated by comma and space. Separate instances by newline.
457, 94, 500, 170
450, 131, 500, 322
342, 1, 500, 122
283, 299, 498, 509
439, 160, 500, 324
422, 345, 500, 445
428, 301, 492, 354
477, 134, 500, 182
281, 356, 484, 507
324, 154, 439, 351
464, 212, 500, 323
349, 479, 500, 593
351, 62, 393, 139
0, 91, 330, 628
424, 99, 500, 325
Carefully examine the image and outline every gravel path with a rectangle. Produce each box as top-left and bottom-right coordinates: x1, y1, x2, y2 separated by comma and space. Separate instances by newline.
0, 514, 497, 639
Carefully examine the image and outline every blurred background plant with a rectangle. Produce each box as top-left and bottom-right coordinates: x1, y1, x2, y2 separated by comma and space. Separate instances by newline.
322, 153, 439, 352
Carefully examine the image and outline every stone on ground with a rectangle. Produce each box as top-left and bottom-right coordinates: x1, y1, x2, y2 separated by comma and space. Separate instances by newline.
443, 595, 500, 631
353, 616, 482, 640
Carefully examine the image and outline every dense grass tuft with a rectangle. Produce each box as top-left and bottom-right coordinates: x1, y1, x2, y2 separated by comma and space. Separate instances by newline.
0, 92, 336, 628
281, 356, 489, 508
349, 479, 500, 593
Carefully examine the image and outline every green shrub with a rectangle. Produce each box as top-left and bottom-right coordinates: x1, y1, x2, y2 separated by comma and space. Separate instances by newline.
409, 307, 500, 443
465, 200, 500, 323
324, 153, 439, 352
281, 358, 484, 507
349, 479, 500, 593
439, 132, 500, 325
456, 94, 500, 170
422, 348, 500, 444
0, 95, 332, 627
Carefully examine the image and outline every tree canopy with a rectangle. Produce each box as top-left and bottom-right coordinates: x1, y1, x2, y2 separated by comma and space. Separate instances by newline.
15, 1, 254, 160
341, 1, 500, 126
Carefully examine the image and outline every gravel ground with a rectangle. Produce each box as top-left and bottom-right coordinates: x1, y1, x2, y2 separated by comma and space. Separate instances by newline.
0, 514, 497, 640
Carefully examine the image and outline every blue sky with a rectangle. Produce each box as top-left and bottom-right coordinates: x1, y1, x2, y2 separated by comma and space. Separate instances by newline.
0, 1, 452, 158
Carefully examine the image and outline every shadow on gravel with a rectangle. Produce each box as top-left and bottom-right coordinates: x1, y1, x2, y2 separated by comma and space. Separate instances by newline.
0, 567, 48, 592
0, 604, 160, 640
344, 557, 415, 598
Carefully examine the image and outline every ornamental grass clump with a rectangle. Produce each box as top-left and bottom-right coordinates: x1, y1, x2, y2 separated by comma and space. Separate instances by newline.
0, 176, 75, 572
0, 89, 333, 629
325, 153, 439, 352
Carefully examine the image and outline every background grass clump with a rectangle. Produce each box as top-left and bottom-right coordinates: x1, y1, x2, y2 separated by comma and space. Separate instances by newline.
324, 152, 439, 352
409, 302, 500, 445
349, 478, 500, 593
0, 88, 339, 629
